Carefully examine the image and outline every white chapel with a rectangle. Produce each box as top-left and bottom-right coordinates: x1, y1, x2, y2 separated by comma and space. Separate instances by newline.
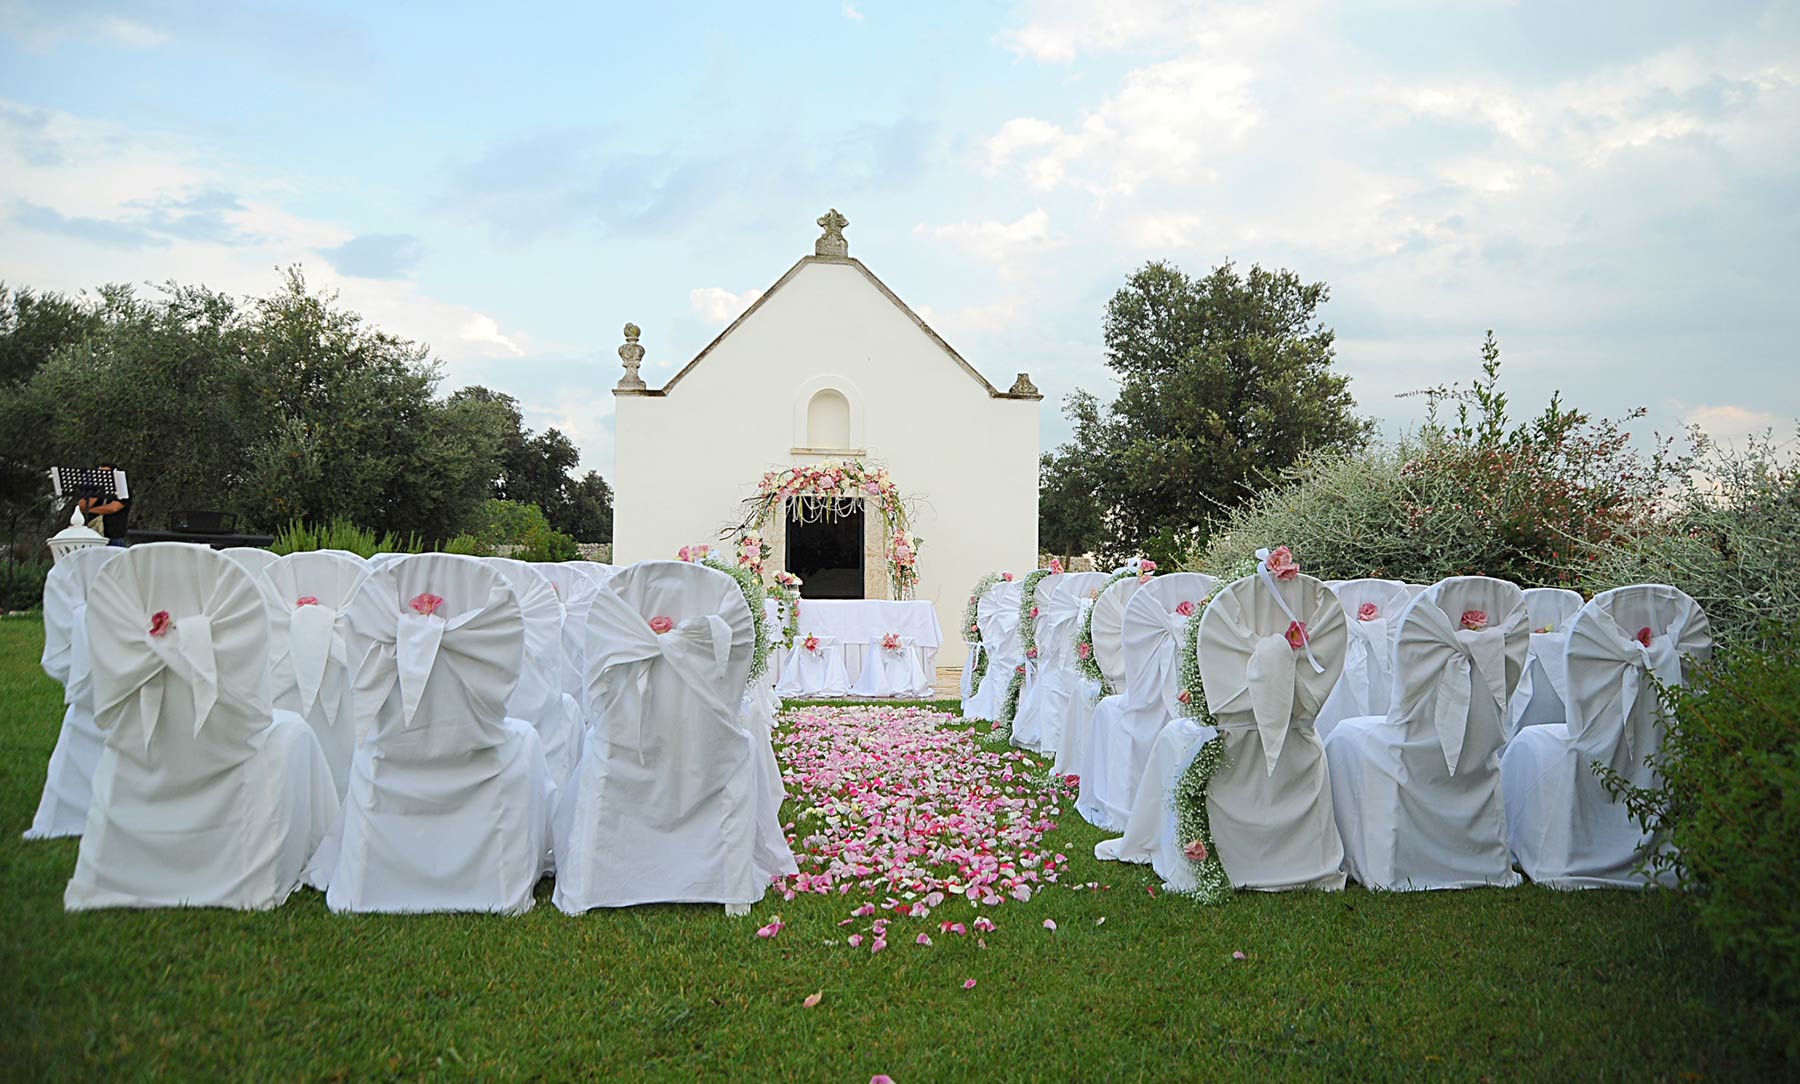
610, 209, 1042, 654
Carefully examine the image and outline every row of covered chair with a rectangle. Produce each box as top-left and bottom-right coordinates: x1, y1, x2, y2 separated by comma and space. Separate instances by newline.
29, 543, 797, 915
963, 558, 1710, 894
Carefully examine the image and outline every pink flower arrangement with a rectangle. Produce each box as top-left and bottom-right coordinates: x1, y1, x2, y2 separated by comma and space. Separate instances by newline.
1636, 626, 1654, 647
1001, 572, 1014, 581
408, 593, 445, 617
1182, 838, 1209, 863
1029, 606, 1040, 619
1175, 600, 1196, 617
148, 610, 173, 637
1024, 646, 1038, 660
1139, 560, 1157, 572
773, 571, 802, 589
1076, 642, 1092, 660
1460, 610, 1489, 631
1357, 602, 1379, 621
736, 532, 766, 573
295, 596, 319, 608
649, 616, 675, 635
1266, 545, 1299, 581
677, 543, 712, 563
1285, 621, 1310, 650
803, 634, 822, 655
1015, 664, 1026, 675
1048, 557, 1064, 574
881, 632, 903, 653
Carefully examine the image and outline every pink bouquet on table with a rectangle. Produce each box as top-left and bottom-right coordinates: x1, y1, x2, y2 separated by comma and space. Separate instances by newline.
803, 634, 822, 655
881, 632, 903, 654
677, 543, 712, 563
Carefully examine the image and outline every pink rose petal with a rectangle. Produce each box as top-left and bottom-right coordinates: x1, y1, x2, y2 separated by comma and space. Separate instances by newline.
963, 979, 977, 990
802, 991, 822, 1008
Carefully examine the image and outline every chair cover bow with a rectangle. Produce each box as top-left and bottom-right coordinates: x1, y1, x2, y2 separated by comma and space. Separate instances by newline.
1341, 617, 1389, 714
1199, 574, 1346, 775
1391, 585, 1526, 775
1566, 586, 1710, 767
289, 602, 350, 721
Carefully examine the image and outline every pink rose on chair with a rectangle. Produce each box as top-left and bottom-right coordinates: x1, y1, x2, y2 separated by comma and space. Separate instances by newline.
1048, 557, 1064, 574
1636, 626, 1654, 647
804, 634, 822, 655
1177, 688, 1192, 705
649, 616, 675, 635
1139, 560, 1157, 572
148, 610, 173, 637
1077, 642, 1092, 660
409, 593, 445, 617
1030, 606, 1040, 619
1025, 646, 1038, 660
1266, 546, 1299, 581
1175, 600, 1196, 617
1182, 838, 1209, 863
1357, 602, 1379, 622
296, 596, 320, 608
881, 632, 902, 653
1285, 621, 1309, 650
1001, 572, 1014, 581
1015, 664, 1026, 675
1460, 610, 1488, 631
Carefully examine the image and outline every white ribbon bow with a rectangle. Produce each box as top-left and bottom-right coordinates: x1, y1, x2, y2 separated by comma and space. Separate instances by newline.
1342, 617, 1388, 716
288, 603, 350, 723
135, 614, 218, 749
1400, 604, 1510, 775
1255, 548, 1325, 675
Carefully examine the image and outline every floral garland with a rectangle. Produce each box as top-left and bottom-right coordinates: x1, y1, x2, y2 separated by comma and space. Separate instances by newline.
767, 570, 803, 651
994, 664, 1026, 742
733, 459, 918, 600
992, 566, 1055, 742
1171, 602, 1232, 904
962, 570, 1010, 694
1075, 562, 1154, 692
679, 544, 771, 682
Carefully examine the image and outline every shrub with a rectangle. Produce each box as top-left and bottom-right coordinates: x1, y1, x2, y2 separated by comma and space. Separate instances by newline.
515, 522, 577, 563
1195, 334, 1674, 586
1584, 430, 1800, 647
1599, 638, 1800, 1023
270, 516, 422, 558
440, 533, 491, 557
0, 556, 50, 612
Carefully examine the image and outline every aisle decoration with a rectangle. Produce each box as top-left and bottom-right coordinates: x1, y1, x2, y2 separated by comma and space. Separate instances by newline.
774, 705, 1066, 954
880, 632, 903, 655
768, 570, 803, 651
961, 570, 1009, 694
1075, 560, 1152, 693
1167, 549, 1296, 905
993, 567, 1054, 742
677, 543, 771, 681
733, 459, 919, 599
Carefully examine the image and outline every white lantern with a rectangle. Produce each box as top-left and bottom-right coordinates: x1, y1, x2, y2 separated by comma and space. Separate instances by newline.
48, 504, 107, 564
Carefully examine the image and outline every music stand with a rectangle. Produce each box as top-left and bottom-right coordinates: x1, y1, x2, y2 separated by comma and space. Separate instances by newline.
48, 467, 129, 501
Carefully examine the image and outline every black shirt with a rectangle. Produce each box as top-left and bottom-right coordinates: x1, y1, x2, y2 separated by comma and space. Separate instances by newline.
84, 495, 131, 540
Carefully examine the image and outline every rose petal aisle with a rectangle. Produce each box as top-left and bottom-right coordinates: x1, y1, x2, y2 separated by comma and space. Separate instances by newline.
774, 705, 1068, 951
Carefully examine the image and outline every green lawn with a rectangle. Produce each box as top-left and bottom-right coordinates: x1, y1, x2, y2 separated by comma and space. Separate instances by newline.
0, 615, 1789, 1082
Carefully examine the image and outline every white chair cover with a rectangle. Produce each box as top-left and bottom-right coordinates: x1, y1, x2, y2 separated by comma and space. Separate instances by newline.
1011, 573, 1065, 749
307, 553, 553, 913
1501, 585, 1711, 888
775, 635, 850, 698
26, 546, 122, 838
367, 552, 411, 570
573, 561, 620, 586
1054, 574, 1141, 785
1507, 587, 1587, 736
1016, 571, 1108, 753
1325, 576, 1529, 890
1404, 583, 1431, 598
536, 562, 603, 741
739, 683, 801, 883
222, 547, 278, 580
1084, 573, 1216, 831
1314, 579, 1411, 741
848, 636, 932, 698
965, 580, 1023, 719
555, 560, 766, 913
65, 543, 337, 910
262, 550, 370, 799
486, 558, 579, 788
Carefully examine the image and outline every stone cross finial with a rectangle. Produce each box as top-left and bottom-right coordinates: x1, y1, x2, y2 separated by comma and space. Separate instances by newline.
815, 208, 850, 257
615, 322, 647, 391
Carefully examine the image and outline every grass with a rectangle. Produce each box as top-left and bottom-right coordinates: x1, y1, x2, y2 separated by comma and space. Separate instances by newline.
0, 616, 1791, 1082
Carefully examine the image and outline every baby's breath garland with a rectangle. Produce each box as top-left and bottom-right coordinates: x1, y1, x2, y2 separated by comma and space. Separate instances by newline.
1170, 602, 1232, 904
991, 568, 1052, 743
679, 545, 771, 682
1076, 567, 1143, 692
962, 570, 1008, 694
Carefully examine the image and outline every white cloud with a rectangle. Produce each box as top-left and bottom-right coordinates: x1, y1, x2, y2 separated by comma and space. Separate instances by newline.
913, 208, 1066, 266
687, 286, 763, 325
97, 16, 170, 48
459, 314, 522, 356
842, 2, 864, 22
1678, 403, 1782, 447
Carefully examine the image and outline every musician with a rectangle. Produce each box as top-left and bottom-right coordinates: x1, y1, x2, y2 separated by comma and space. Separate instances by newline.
77, 464, 131, 546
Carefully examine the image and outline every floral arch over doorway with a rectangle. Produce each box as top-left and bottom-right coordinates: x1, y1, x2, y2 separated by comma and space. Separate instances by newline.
731, 459, 920, 599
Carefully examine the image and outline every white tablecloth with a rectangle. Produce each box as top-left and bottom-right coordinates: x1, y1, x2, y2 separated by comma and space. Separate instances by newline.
795, 600, 942, 648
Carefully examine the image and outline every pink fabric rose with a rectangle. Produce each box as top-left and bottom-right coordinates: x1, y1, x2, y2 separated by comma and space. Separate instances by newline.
148, 610, 173, 637
649, 615, 675, 635
408, 593, 444, 617
1636, 626, 1654, 647
295, 596, 320, 608
1286, 621, 1309, 650
1175, 600, 1196, 617
1266, 545, 1299, 581
1358, 602, 1379, 621
1182, 838, 1209, 863
1460, 609, 1488, 631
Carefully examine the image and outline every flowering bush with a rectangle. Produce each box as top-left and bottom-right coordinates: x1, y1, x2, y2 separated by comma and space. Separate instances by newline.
1196, 338, 1676, 588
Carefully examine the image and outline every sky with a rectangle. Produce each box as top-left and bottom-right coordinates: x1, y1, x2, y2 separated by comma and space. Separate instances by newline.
2, 0, 1796, 480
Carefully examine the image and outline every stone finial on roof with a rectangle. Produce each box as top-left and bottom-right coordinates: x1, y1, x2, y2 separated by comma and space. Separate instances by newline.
1008, 372, 1040, 397
615, 322, 648, 392
815, 208, 850, 258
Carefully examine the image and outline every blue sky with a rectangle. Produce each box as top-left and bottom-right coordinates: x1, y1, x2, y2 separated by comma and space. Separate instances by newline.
3, 0, 1796, 478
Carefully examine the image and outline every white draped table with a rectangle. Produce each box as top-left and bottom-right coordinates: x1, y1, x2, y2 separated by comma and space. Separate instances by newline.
778, 599, 942, 689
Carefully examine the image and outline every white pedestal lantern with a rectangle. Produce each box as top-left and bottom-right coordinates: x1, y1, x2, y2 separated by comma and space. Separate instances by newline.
48, 504, 107, 564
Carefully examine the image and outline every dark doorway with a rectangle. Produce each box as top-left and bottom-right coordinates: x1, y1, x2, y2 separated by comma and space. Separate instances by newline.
786, 504, 864, 599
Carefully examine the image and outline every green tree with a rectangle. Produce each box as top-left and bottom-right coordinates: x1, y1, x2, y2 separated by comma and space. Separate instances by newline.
562, 470, 614, 542
1037, 445, 1101, 562
1043, 260, 1370, 560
